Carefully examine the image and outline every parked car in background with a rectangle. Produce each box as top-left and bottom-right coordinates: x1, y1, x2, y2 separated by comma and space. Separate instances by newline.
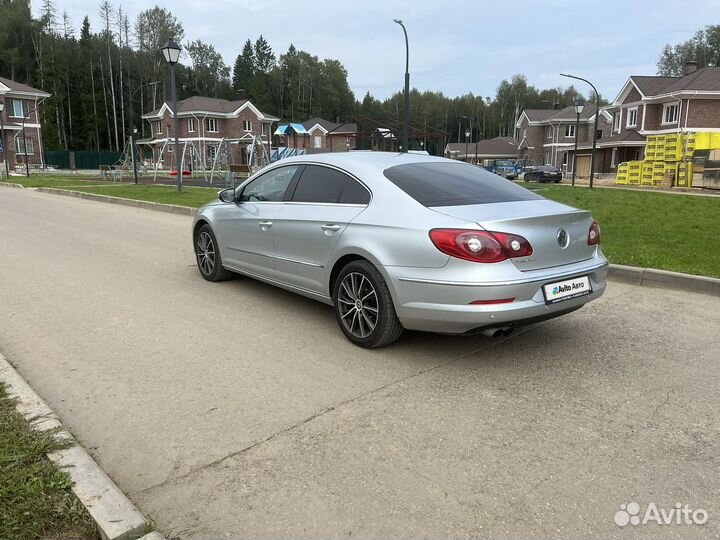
524, 165, 563, 183
193, 153, 607, 348
481, 159, 522, 179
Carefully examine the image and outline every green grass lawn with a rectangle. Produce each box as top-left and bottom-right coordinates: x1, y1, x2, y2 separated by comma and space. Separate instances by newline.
63, 184, 220, 208
0, 383, 98, 540
533, 185, 720, 278
3, 176, 111, 188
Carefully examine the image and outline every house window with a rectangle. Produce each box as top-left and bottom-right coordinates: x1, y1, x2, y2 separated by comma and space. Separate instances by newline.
522, 128, 527, 138
243, 120, 252, 131
261, 123, 267, 136
9, 99, 29, 118
596, 130, 603, 140
544, 150, 551, 164
314, 136, 322, 149
662, 103, 679, 124
564, 125, 575, 138
16, 137, 34, 155
613, 113, 620, 131
545, 126, 553, 139
154, 121, 162, 135
206, 118, 219, 132
188, 118, 196, 132
626, 107, 638, 128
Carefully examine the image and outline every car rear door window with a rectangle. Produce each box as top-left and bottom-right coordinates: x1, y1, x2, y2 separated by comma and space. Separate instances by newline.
291, 165, 349, 203
383, 162, 543, 206
338, 178, 371, 205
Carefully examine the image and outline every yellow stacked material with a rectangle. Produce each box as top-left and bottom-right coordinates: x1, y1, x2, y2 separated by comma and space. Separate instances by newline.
663, 162, 676, 186
664, 140, 683, 161
654, 135, 666, 161
712, 132, 720, 148
641, 164, 654, 185
676, 161, 693, 187
627, 160, 642, 185
683, 133, 696, 155
616, 162, 629, 184
695, 132, 711, 150
652, 161, 666, 185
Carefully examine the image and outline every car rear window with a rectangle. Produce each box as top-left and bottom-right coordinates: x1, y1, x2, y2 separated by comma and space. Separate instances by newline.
383, 162, 543, 207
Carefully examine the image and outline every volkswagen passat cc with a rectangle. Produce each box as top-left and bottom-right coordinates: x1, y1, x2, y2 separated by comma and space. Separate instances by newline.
193, 152, 608, 348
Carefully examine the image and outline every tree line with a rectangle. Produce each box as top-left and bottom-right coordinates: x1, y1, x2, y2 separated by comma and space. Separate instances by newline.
14, 1, 712, 155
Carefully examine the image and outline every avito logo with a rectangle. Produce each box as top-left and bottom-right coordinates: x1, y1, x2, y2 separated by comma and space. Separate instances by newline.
614, 502, 708, 527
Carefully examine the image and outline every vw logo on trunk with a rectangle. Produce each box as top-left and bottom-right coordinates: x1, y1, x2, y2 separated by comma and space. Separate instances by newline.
556, 229, 569, 248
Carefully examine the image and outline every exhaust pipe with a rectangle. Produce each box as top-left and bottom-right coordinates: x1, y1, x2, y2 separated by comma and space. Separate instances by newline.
480, 326, 513, 338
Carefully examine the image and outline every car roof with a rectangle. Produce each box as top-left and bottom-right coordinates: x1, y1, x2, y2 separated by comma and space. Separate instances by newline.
264, 151, 454, 187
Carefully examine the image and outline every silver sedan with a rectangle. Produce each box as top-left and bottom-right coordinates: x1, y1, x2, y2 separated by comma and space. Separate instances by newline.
192, 152, 608, 348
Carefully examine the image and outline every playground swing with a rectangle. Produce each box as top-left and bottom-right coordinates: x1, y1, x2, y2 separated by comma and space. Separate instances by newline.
152, 139, 207, 183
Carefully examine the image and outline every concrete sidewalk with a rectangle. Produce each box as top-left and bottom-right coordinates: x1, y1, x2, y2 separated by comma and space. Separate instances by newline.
1, 187, 719, 539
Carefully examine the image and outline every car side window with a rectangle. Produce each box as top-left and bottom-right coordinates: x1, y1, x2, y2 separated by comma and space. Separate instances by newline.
339, 178, 371, 205
290, 165, 349, 203
239, 165, 299, 202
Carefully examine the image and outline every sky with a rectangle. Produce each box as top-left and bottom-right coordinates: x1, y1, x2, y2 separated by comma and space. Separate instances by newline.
35, 0, 720, 102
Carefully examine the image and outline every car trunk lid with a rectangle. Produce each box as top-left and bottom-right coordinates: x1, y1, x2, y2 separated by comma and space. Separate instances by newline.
430, 200, 596, 271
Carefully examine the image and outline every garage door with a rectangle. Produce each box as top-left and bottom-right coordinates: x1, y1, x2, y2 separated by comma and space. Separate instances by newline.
576, 155, 591, 177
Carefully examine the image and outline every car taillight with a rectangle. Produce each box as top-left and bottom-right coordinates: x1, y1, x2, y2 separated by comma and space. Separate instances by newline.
588, 221, 601, 245
429, 229, 533, 263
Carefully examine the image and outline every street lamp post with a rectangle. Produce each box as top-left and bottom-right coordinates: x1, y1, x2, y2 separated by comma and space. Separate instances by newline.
161, 39, 182, 193
131, 128, 138, 184
0, 103, 8, 179
393, 19, 410, 153
129, 80, 159, 185
561, 73, 600, 189
572, 102, 584, 187
465, 128, 470, 163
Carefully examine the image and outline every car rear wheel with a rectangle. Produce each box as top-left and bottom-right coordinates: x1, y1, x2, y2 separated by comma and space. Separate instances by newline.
333, 260, 403, 348
195, 224, 233, 282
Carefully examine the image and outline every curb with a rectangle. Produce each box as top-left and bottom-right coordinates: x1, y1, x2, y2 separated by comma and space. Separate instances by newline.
36, 187, 197, 216
608, 263, 720, 297
0, 180, 26, 189
0, 352, 165, 540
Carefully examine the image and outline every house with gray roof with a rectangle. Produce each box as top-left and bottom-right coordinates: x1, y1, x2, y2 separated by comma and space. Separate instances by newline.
140, 95, 279, 168
515, 104, 612, 175
301, 117, 357, 152
580, 63, 720, 174
444, 136, 519, 163
0, 76, 51, 172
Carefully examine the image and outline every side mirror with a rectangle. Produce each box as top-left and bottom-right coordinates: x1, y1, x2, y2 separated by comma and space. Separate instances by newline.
218, 188, 235, 203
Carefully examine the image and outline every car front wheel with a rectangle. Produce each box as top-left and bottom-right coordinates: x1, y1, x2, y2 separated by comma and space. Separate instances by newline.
195, 224, 233, 282
333, 260, 403, 348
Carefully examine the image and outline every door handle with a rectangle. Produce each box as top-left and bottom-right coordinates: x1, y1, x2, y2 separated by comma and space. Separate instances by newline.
259, 220, 273, 230
321, 224, 341, 232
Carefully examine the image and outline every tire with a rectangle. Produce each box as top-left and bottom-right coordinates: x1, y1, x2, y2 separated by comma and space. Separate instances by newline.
194, 224, 233, 282
333, 260, 403, 348
554, 179, 561, 183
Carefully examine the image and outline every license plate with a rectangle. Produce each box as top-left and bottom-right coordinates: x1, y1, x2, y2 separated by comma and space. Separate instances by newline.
543, 275, 592, 304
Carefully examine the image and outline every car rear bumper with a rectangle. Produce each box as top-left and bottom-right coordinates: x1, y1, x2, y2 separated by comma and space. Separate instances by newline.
385, 255, 608, 334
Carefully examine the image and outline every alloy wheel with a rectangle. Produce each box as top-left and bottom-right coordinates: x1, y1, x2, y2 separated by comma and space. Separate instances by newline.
196, 231, 215, 276
337, 272, 379, 339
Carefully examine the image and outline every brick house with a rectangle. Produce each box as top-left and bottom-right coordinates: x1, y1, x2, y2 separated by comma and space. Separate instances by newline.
444, 136, 518, 163
575, 63, 720, 174
140, 96, 279, 168
515, 105, 612, 175
0, 77, 51, 172
302, 117, 357, 152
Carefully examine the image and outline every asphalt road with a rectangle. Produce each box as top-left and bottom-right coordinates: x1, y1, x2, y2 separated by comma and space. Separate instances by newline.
1, 187, 719, 540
